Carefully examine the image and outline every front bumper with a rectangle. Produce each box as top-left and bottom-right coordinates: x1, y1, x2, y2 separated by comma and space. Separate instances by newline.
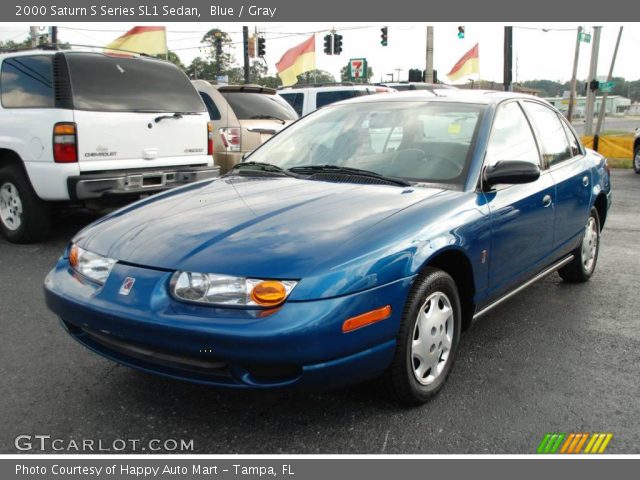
44, 258, 411, 390
67, 165, 220, 200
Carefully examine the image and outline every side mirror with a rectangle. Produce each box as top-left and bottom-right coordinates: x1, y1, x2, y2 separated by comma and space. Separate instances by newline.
483, 160, 540, 190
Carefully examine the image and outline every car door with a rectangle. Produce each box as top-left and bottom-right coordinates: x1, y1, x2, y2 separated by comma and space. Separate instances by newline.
522, 101, 593, 255
482, 101, 556, 299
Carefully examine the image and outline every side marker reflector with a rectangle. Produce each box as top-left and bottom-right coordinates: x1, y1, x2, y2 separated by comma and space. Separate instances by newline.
342, 305, 392, 333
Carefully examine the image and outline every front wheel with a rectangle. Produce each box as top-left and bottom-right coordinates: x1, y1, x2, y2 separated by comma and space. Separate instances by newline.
558, 207, 600, 283
383, 268, 461, 405
633, 145, 640, 174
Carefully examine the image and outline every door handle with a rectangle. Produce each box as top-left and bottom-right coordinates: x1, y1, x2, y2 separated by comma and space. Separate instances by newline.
542, 194, 553, 208
582, 176, 590, 187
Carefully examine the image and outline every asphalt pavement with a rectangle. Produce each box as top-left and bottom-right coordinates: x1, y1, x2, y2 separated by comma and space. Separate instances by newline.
572, 116, 640, 136
1, 169, 638, 454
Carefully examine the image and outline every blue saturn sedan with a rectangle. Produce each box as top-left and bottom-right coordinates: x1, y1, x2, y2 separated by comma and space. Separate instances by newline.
44, 90, 611, 404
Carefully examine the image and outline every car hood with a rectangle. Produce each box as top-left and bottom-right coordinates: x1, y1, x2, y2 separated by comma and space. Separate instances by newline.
75, 175, 444, 279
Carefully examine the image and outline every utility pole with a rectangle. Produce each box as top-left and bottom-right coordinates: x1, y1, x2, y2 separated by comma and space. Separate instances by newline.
503, 26, 513, 92
242, 26, 250, 84
425, 26, 434, 83
584, 26, 602, 136
50, 26, 58, 47
567, 26, 582, 122
395, 68, 402, 82
595, 26, 623, 139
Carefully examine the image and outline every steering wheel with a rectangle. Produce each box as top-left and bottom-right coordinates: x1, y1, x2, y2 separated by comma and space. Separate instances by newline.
391, 149, 461, 177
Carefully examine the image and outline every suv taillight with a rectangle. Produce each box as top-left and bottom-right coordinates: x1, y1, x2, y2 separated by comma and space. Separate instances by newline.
219, 127, 241, 152
53, 123, 78, 163
207, 122, 214, 156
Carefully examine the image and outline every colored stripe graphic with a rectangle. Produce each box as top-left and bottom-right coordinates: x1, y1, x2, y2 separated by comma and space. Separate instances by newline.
539, 433, 613, 454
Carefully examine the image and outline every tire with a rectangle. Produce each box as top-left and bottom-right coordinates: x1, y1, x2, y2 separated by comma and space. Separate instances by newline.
0, 165, 51, 243
558, 207, 600, 283
634, 144, 640, 174
383, 267, 462, 405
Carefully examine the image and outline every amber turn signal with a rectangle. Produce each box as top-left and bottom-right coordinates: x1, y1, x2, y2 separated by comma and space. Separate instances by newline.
250, 281, 288, 307
69, 244, 79, 268
342, 305, 392, 333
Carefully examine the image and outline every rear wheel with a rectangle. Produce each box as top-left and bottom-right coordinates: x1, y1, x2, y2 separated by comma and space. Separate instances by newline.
383, 268, 461, 405
558, 207, 600, 283
634, 144, 640, 174
0, 166, 51, 243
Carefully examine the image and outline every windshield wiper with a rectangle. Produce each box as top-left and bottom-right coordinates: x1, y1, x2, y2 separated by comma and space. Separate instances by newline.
287, 164, 412, 187
249, 114, 286, 124
230, 161, 298, 177
154, 112, 202, 123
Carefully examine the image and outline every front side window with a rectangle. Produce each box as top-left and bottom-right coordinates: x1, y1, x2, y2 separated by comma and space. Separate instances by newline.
485, 101, 540, 166
279, 92, 304, 116
1, 55, 54, 108
247, 101, 484, 185
523, 101, 573, 167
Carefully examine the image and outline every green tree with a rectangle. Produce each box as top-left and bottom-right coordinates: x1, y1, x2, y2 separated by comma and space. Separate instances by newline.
296, 69, 336, 85
186, 57, 217, 81
201, 28, 235, 75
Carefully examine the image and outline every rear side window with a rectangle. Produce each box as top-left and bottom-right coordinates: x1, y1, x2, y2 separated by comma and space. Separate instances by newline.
65, 53, 205, 113
220, 92, 297, 121
486, 101, 540, 166
523, 102, 573, 167
199, 92, 221, 120
560, 118, 582, 157
280, 92, 304, 116
1, 55, 54, 108
316, 90, 367, 109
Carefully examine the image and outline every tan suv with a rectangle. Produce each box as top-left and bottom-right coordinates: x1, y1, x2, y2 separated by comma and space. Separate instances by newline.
192, 81, 298, 173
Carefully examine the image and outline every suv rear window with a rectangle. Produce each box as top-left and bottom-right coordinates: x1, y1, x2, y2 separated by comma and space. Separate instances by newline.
221, 92, 298, 121
316, 89, 369, 109
1, 55, 54, 108
65, 53, 205, 113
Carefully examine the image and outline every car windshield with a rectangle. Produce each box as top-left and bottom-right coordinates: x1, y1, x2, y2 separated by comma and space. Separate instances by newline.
246, 101, 484, 185
221, 92, 298, 121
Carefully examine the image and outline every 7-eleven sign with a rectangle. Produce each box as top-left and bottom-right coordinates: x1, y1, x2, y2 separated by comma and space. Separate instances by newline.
349, 58, 367, 80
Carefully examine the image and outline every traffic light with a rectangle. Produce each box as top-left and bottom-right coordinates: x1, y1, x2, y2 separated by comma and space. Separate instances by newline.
333, 34, 343, 55
457, 26, 465, 39
257, 37, 266, 57
248, 36, 256, 58
215, 37, 223, 56
380, 27, 388, 46
323, 34, 333, 55
433, 70, 438, 84
589, 79, 600, 91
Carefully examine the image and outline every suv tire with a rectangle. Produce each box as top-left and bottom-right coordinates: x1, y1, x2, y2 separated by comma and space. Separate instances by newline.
634, 144, 640, 174
0, 166, 51, 243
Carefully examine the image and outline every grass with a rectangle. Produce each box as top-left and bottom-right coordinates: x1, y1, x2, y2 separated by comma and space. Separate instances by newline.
608, 158, 632, 168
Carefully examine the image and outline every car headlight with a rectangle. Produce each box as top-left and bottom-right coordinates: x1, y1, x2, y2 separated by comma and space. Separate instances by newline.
69, 244, 117, 285
171, 271, 297, 307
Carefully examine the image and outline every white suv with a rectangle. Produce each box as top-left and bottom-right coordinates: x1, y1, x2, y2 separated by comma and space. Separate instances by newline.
0, 49, 218, 243
278, 84, 392, 117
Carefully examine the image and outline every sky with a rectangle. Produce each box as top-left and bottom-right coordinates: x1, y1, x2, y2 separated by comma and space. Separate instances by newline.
1, 22, 639, 85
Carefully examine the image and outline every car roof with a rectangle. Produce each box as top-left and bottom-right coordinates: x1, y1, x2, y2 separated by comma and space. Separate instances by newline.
329, 89, 551, 107
191, 80, 278, 95
278, 85, 372, 92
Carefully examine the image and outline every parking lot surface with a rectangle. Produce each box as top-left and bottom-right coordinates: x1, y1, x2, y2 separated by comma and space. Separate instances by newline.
1, 169, 638, 454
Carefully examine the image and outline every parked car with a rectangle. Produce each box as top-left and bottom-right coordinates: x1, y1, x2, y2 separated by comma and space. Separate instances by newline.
44, 90, 611, 405
0, 49, 219, 243
278, 84, 387, 117
634, 127, 640, 174
193, 81, 298, 174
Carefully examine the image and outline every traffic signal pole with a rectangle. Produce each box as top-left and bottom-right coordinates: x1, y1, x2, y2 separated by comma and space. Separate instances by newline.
503, 26, 513, 92
242, 26, 250, 84
425, 26, 434, 83
584, 26, 602, 136
567, 26, 582, 122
